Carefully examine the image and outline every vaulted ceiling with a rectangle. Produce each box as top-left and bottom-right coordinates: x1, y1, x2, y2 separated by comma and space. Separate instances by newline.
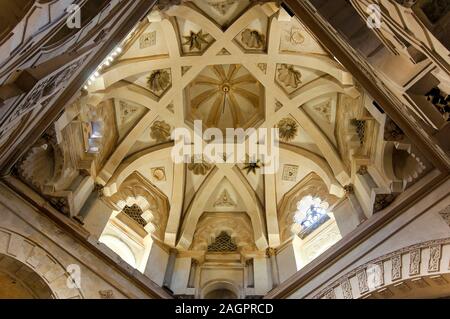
13, 1, 431, 261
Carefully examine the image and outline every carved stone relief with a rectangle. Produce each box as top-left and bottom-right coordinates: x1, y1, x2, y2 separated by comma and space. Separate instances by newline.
439, 206, 450, 227
282, 164, 299, 182
152, 167, 167, 181
150, 120, 172, 142
314, 239, 450, 299
191, 213, 256, 253
340, 278, 353, 299
241, 29, 265, 49
188, 156, 212, 175
277, 117, 298, 142
99, 289, 115, 299
139, 31, 157, 49
357, 269, 369, 294
409, 249, 421, 276
391, 254, 402, 281
313, 100, 332, 123
147, 69, 171, 94
428, 245, 441, 272
277, 64, 302, 89
183, 30, 210, 51
214, 189, 237, 207
208, 0, 237, 15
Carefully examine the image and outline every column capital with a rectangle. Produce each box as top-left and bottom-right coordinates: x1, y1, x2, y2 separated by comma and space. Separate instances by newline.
357, 165, 368, 175
94, 183, 104, 198
344, 184, 354, 196
266, 247, 277, 257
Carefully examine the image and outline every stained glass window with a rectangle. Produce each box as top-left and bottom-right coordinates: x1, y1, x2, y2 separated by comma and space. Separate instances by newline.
294, 196, 330, 239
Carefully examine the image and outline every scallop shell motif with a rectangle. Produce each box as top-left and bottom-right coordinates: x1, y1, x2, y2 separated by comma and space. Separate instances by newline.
241, 29, 265, 49
150, 120, 171, 142
188, 156, 212, 175
18, 144, 56, 191
277, 118, 299, 142
277, 64, 302, 88
290, 30, 305, 45
152, 168, 166, 181
147, 69, 170, 93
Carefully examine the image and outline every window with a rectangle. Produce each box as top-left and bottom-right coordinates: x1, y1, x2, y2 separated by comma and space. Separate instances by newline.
294, 195, 330, 239
82, 120, 104, 154
122, 204, 147, 227
207, 232, 237, 252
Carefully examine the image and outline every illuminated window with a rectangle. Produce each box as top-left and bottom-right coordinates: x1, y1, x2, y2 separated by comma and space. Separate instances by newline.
82, 120, 104, 154
294, 195, 330, 239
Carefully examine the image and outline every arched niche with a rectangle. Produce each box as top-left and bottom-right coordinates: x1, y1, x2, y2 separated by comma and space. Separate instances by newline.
201, 280, 241, 299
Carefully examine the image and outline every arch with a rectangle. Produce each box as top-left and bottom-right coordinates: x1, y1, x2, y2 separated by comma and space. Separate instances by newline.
278, 172, 340, 242
105, 171, 170, 242
280, 144, 344, 197
201, 280, 241, 299
103, 144, 173, 196
191, 213, 256, 253
177, 166, 269, 251
0, 254, 54, 299
0, 228, 84, 299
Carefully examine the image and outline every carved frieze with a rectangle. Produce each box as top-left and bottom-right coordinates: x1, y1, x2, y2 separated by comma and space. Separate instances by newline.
99, 289, 115, 299
340, 278, 353, 299
409, 249, 421, 276
322, 289, 336, 299
356, 269, 369, 294
439, 206, 450, 227
214, 189, 237, 207
391, 254, 402, 281
428, 245, 441, 272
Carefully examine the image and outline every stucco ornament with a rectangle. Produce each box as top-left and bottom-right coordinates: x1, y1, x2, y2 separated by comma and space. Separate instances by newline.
241, 29, 265, 48
278, 64, 302, 88
147, 69, 170, 93
183, 30, 209, 51
150, 120, 171, 142
242, 155, 262, 175
277, 117, 298, 142
188, 156, 212, 175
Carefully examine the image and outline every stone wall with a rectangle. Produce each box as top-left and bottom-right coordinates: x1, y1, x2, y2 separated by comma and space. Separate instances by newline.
0, 181, 171, 299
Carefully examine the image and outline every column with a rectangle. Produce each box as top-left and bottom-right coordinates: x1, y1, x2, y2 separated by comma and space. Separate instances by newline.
333, 184, 367, 237
163, 248, 178, 289
253, 256, 272, 295
77, 184, 113, 239
266, 247, 280, 288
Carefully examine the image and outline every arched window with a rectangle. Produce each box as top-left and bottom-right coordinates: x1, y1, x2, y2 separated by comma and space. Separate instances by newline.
294, 195, 330, 239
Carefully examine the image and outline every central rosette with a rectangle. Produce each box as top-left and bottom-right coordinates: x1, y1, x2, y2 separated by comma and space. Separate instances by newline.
185, 64, 264, 130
